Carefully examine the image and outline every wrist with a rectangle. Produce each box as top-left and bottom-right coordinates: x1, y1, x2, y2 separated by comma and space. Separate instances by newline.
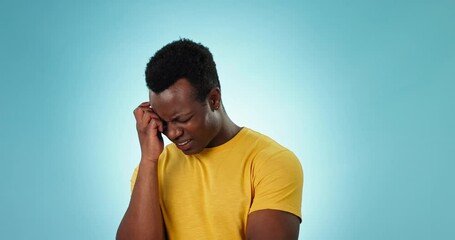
139, 157, 159, 166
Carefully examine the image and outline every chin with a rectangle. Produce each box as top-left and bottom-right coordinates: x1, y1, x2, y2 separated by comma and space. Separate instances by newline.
179, 143, 202, 155
181, 148, 201, 155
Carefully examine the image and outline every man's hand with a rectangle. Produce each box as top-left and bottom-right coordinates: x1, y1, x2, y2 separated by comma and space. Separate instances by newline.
117, 102, 166, 240
133, 101, 165, 163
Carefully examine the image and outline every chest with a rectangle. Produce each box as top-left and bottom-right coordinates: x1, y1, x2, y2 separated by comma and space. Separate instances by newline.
158, 156, 253, 238
160, 156, 252, 209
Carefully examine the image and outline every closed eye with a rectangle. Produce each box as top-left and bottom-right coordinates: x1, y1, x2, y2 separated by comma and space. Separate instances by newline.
177, 115, 192, 123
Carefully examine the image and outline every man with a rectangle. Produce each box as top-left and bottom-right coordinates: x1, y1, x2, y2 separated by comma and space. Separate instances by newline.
117, 39, 303, 240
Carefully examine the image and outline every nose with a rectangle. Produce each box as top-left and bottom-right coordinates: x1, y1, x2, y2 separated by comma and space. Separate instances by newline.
165, 122, 183, 141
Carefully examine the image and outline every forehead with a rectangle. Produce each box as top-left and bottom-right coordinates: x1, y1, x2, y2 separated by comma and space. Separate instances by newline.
149, 79, 200, 119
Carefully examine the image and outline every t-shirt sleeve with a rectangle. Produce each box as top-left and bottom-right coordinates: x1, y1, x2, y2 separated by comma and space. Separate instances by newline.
130, 166, 139, 193
249, 150, 304, 220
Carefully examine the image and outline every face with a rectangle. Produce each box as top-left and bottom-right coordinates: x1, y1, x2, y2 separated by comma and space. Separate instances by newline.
149, 78, 221, 155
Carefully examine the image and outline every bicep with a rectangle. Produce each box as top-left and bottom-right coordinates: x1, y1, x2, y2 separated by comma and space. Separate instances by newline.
246, 209, 300, 240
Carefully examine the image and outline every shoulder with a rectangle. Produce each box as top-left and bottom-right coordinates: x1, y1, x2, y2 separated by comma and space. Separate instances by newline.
246, 128, 303, 220
242, 128, 300, 164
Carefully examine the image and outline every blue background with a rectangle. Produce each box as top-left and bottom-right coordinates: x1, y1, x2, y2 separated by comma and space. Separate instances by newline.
1, 0, 454, 239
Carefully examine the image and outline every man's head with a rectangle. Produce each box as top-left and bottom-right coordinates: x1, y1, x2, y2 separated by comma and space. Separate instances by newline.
145, 39, 220, 102
145, 39, 225, 155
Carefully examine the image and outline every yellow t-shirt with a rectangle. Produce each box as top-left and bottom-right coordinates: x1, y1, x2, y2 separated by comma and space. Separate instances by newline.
131, 127, 303, 240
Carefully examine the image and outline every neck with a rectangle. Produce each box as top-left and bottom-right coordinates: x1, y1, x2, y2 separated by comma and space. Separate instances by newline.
207, 109, 241, 148
220, 115, 241, 141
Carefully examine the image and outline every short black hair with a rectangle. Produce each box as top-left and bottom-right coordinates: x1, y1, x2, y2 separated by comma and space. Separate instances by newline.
145, 39, 220, 101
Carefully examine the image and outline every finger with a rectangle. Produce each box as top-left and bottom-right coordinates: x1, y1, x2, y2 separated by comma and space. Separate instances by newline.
151, 119, 164, 142
144, 118, 163, 141
138, 107, 162, 120
133, 107, 146, 123
148, 120, 164, 143
133, 102, 151, 122
147, 118, 160, 133
139, 110, 153, 129
145, 111, 164, 133
154, 117, 164, 133
140, 110, 164, 131
147, 109, 161, 120
139, 101, 150, 107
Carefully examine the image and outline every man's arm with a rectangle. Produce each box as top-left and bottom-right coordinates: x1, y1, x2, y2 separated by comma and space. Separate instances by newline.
116, 102, 165, 240
117, 161, 164, 240
246, 209, 300, 240
246, 148, 303, 240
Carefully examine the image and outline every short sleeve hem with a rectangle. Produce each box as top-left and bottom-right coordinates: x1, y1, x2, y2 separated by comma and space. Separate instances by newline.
249, 204, 302, 221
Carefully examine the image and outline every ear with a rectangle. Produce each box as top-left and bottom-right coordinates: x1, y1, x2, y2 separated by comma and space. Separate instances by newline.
207, 87, 221, 111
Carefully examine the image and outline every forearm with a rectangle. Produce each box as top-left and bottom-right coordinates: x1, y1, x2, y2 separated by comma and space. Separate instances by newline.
117, 160, 164, 240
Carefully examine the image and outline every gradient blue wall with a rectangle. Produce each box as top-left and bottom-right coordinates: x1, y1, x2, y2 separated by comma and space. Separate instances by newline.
1, 1, 454, 239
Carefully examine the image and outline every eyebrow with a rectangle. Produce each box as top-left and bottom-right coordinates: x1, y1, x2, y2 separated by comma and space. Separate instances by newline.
157, 112, 191, 123
170, 112, 192, 122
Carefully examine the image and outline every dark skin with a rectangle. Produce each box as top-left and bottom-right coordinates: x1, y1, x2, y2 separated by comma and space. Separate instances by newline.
116, 78, 300, 240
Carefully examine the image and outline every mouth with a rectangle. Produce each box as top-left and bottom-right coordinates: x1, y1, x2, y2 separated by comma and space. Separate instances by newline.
176, 139, 191, 147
